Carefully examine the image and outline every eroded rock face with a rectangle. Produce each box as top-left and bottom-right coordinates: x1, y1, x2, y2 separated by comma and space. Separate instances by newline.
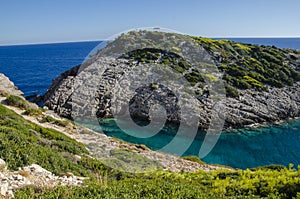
223, 84, 300, 128
43, 57, 300, 130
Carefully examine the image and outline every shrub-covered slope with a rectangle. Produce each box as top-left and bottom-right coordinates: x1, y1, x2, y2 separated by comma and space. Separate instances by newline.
194, 37, 300, 94
15, 164, 300, 199
124, 36, 300, 95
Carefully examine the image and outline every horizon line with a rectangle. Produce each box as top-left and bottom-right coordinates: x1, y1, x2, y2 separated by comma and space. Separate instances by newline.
1, 36, 300, 47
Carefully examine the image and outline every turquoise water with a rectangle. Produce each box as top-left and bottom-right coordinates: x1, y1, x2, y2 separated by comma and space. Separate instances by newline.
88, 118, 300, 169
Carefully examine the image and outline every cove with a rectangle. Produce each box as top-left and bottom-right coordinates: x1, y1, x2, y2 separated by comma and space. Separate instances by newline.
80, 118, 300, 169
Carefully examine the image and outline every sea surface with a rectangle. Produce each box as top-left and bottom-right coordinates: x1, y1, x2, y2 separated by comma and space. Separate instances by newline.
0, 38, 299, 169
0, 41, 100, 96
219, 38, 300, 50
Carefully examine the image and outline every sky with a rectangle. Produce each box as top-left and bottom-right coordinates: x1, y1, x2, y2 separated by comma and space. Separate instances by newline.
0, 0, 300, 45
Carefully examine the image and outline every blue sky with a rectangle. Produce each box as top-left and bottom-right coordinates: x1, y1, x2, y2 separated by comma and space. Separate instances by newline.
0, 0, 299, 45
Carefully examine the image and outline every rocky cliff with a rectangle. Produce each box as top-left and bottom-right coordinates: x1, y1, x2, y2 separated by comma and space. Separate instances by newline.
43, 30, 300, 130
0, 74, 24, 97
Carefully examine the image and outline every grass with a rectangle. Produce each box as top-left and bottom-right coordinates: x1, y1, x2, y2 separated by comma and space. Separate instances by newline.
0, 104, 90, 176
0, 104, 300, 198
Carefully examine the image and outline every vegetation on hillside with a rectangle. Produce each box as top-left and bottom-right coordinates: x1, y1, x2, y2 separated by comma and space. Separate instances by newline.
122, 48, 192, 74
193, 37, 300, 92
15, 164, 300, 199
0, 104, 91, 176
1, 104, 300, 198
5, 95, 28, 109
117, 31, 300, 98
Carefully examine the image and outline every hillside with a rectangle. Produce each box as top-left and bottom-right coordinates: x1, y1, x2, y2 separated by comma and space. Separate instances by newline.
1, 74, 300, 199
194, 37, 300, 96
44, 30, 300, 130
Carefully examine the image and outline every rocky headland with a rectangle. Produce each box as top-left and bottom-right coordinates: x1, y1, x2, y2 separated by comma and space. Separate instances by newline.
43, 31, 300, 130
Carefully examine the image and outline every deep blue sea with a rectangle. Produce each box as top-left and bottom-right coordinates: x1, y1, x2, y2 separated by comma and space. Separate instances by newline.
220, 38, 300, 50
0, 41, 100, 96
0, 38, 299, 169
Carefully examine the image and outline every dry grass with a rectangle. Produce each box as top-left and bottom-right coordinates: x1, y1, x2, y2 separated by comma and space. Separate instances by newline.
18, 170, 30, 178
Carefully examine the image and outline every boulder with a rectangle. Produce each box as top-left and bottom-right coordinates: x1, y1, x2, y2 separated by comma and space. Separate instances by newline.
0, 158, 7, 172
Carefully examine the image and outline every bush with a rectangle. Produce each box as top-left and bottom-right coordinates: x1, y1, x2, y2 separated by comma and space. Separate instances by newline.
14, 166, 300, 199
184, 69, 205, 86
182, 156, 205, 164
225, 86, 239, 98
243, 75, 263, 89
251, 164, 286, 171
23, 108, 42, 116
5, 95, 28, 109
41, 115, 69, 127
150, 83, 158, 90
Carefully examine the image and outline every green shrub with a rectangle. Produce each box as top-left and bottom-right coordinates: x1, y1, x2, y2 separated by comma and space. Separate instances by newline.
243, 75, 263, 89
266, 78, 285, 88
5, 95, 28, 109
41, 115, 56, 123
182, 156, 205, 164
23, 108, 42, 116
150, 83, 158, 90
41, 115, 69, 127
225, 86, 239, 98
184, 69, 205, 86
251, 164, 286, 171
14, 166, 300, 199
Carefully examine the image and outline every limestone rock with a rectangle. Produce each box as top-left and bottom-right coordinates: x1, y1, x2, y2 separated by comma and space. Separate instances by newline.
43, 58, 300, 130
0, 73, 24, 97
0, 159, 7, 172
0, 163, 86, 198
